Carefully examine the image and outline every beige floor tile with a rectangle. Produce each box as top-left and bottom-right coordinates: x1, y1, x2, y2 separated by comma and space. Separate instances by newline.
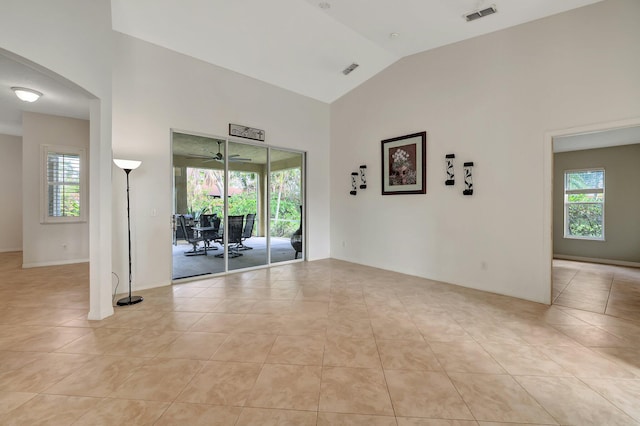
211, 333, 276, 363
188, 313, 245, 332
415, 320, 474, 343
479, 343, 569, 377
430, 341, 506, 374
385, 370, 474, 419
250, 300, 293, 314
177, 361, 262, 405
326, 318, 374, 339
235, 314, 284, 334
0, 352, 94, 392
377, 339, 442, 371
105, 329, 181, 358
371, 318, 424, 341
54, 327, 138, 354
319, 366, 394, 416
0, 351, 46, 371
4, 255, 640, 425
237, 407, 317, 425
590, 347, 640, 376
43, 355, 145, 397
476, 423, 552, 426
110, 357, 203, 401
515, 375, 636, 425
73, 398, 169, 426
9, 326, 91, 352
0, 394, 99, 426
537, 345, 639, 378
398, 419, 478, 426
582, 378, 640, 422
504, 323, 580, 346
279, 315, 328, 336
266, 335, 325, 365
323, 336, 381, 368
552, 324, 634, 347
0, 391, 36, 415
318, 412, 397, 425
210, 299, 257, 313
155, 402, 242, 425
155, 331, 229, 360
448, 373, 556, 424
173, 297, 224, 312
246, 364, 321, 410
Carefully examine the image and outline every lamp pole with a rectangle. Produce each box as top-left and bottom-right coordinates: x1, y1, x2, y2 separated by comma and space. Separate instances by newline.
113, 159, 143, 306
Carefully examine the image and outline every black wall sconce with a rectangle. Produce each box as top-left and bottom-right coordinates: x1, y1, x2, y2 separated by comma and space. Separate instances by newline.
350, 172, 358, 195
463, 162, 474, 195
359, 165, 367, 189
445, 154, 455, 186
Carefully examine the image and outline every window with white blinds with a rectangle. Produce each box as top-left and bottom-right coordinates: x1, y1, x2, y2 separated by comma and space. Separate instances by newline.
42, 145, 86, 223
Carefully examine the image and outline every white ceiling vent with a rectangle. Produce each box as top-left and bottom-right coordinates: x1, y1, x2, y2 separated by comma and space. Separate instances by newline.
464, 5, 497, 22
342, 63, 359, 75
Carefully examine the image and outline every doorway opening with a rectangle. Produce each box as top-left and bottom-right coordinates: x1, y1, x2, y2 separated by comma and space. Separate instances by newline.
549, 121, 640, 322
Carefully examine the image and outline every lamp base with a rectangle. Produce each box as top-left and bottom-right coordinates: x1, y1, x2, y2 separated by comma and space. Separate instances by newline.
116, 295, 143, 306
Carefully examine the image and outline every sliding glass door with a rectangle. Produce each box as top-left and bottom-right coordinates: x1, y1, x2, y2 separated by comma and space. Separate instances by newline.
227, 141, 268, 271
270, 149, 304, 264
171, 131, 304, 280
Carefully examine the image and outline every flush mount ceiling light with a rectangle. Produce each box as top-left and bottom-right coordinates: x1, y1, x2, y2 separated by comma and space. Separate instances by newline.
389, 32, 399, 39
11, 87, 43, 102
464, 4, 497, 21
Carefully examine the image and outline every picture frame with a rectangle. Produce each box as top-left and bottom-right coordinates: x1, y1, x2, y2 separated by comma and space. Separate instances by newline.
381, 131, 427, 195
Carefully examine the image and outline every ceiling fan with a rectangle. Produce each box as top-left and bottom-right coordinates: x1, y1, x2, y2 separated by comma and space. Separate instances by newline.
189, 141, 251, 163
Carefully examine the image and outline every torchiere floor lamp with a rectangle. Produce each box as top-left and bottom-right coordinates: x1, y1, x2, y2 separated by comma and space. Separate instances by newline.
113, 159, 144, 306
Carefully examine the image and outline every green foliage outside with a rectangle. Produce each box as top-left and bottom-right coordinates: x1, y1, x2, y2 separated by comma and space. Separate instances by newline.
186, 167, 301, 238
49, 185, 80, 217
567, 203, 603, 238
270, 169, 301, 237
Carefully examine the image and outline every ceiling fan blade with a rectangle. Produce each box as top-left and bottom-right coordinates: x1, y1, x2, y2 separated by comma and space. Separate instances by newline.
186, 154, 214, 159
229, 157, 252, 162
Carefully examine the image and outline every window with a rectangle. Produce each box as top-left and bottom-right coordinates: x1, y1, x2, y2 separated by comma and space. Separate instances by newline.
564, 169, 604, 240
42, 145, 86, 223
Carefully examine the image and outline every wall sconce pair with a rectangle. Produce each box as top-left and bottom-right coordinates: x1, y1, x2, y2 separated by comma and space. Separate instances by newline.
350, 165, 367, 195
444, 154, 474, 195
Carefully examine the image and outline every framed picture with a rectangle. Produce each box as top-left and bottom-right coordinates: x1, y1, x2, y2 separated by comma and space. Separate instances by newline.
381, 131, 427, 195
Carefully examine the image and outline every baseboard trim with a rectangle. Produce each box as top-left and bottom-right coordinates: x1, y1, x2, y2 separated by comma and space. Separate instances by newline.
0, 248, 22, 253
553, 254, 640, 268
22, 258, 89, 268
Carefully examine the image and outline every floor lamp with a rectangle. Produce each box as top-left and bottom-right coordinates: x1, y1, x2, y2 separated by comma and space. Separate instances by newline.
113, 159, 144, 306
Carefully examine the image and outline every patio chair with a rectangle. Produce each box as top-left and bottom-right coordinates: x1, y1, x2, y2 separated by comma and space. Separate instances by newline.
199, 213, 221, 250
238, 213, 255, 250
215, 215, 244, 258
178, 215, 208, 256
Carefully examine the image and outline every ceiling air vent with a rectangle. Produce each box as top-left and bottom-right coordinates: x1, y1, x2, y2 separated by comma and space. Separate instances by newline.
342, 63, 359, 75
464, 5, 497, 22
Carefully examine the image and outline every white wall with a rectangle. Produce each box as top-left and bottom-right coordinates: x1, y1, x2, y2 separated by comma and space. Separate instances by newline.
0, 0, 114, 319
112, 33, 330, 291
0, 134, 23, 252
22, 113, 90, 267
330, 0, 640, 304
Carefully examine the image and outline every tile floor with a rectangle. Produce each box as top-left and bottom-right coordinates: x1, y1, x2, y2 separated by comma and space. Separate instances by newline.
1, 251, 639, 425
553, 259, 640, 322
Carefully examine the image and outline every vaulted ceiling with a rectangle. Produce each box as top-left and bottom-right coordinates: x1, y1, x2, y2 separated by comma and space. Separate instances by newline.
2, 0, 604, 136
111, 0, 603, 103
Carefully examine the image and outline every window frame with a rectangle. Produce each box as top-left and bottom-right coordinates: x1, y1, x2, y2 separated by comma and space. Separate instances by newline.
41, 144, 87, 224
563, 168, 605, 241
